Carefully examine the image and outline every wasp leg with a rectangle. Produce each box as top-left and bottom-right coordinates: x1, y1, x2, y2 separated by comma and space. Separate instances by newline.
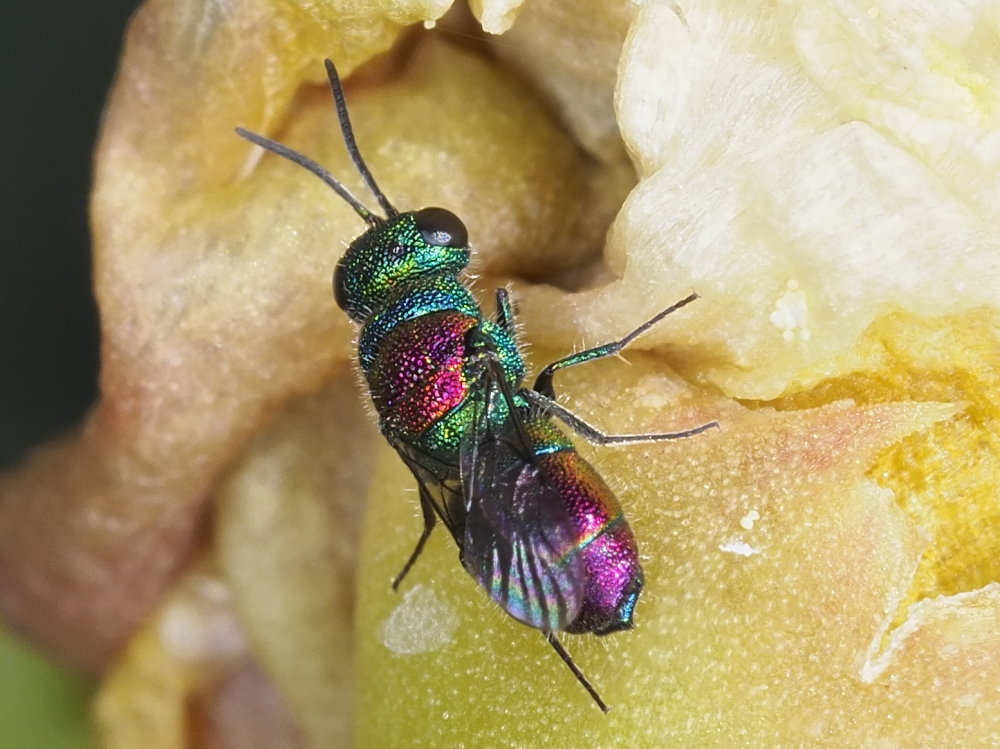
493, 287, 515, 332
533, 291, 700, 398
392, 485, 438, 591
465, 326, 535, 452
522, 389, 718, 446
545, 632, 609, 713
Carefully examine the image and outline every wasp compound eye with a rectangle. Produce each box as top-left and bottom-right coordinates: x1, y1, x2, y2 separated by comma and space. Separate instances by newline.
414, 207, 468, 248
333, 260, 349, 310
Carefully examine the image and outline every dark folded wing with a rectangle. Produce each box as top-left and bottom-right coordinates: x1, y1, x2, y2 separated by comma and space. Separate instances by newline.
391, 439, 466, 546
458, 373, 585, 632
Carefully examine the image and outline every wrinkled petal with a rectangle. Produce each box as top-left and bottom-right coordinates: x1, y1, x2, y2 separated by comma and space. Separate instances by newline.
522, 0, 1000, 399
94, 566, 304, 749
215, 371, 376, 747
0, 0, 448, 669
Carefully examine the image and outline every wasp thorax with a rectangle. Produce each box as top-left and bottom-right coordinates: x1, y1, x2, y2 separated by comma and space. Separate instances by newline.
333, 209, 471, 322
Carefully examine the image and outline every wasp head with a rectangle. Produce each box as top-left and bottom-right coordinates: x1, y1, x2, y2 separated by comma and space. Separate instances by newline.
334, 207, 470, 322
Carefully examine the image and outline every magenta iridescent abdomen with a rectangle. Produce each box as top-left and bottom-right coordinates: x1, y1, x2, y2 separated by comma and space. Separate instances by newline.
530, 444, 644, 636
367, 309, 645, 638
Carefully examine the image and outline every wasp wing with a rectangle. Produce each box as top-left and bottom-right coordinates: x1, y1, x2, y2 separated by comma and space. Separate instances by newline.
391, 438, 466, 542
458, 366, 585, 632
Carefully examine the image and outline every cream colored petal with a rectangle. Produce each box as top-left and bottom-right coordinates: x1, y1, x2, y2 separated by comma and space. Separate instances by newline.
521, 0, 1000, 400
215, 371, 376, 748
468, 0, 525, 35
493, 0, 639, 161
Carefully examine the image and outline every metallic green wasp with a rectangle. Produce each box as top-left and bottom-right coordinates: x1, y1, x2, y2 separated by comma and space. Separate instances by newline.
237, 59, 717, 712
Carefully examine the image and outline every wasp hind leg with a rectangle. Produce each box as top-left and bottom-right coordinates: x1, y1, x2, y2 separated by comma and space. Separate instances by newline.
545, 632, 609, 713
522, 292, 718, 444
523, 389, 718, 446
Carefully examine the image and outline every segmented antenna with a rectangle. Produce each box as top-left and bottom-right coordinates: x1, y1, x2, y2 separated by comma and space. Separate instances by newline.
323, 59, 398, 219
235, 58, 398, 227
235, 126, 378, 225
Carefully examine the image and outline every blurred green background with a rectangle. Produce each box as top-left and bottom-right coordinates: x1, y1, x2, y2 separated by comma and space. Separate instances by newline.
1, 2, 139, 746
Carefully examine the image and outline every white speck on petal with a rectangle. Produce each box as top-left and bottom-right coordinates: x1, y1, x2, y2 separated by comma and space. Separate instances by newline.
740, 509, 761, 530
769, 280, 811, 342
719, 539, 761, 557
381, 584, 460, 655
632, 375, 672, 411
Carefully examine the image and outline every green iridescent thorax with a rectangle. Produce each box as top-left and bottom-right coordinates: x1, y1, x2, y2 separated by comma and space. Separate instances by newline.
357, 275, 480, 373
334, 213, 471, 323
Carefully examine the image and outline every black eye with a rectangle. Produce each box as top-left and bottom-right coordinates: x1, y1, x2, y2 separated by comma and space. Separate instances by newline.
333, 260, 349, 310
414, 207, 468, 248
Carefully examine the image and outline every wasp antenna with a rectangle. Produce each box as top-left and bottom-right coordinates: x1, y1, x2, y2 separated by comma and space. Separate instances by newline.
235, 126, 380, 227
324, 58, 399, 218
